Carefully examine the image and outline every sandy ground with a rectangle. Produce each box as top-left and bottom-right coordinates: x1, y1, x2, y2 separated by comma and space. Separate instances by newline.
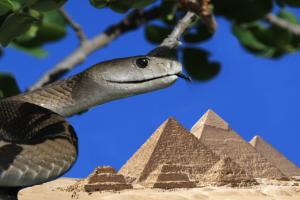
19, 178, 300, 200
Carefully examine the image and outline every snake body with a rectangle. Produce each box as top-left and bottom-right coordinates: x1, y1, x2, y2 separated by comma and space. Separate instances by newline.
0, 56, 182, 199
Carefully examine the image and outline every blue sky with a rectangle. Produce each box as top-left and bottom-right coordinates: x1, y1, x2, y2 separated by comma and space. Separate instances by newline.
1, 2, 300, 178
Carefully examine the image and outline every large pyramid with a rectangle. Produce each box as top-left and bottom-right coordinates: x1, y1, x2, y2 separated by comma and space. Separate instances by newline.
191, 109, 286, 180
202, 157, 258, 187
250, 135, 300, 177
119, 117, 220, 184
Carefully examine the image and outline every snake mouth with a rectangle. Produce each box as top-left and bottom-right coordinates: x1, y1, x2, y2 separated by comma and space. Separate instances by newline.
106, 73, 190, 84
106, 74, 176, 84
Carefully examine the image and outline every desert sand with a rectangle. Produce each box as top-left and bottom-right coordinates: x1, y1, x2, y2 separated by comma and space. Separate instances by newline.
19, 178, 300, 200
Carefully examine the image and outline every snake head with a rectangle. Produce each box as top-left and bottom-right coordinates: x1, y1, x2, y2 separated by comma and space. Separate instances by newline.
87, 56, 183, 98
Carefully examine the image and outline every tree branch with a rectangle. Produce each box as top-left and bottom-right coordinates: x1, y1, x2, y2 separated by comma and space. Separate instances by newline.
59, 8, 87, 44
265, 13, 300, 36
29, 7, 161, 91
149, 11, 196, 56
179, 0, 217, 32
149, 0, 216, 56
161, 11, 195, 48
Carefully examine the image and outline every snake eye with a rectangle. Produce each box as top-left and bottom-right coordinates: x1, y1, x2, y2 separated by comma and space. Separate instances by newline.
136, 57, 149, 68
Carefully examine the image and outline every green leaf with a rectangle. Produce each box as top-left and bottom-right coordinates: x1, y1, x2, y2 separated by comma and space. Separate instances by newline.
0, 73, 20, 98
269, 27, 292, 48
282, 0, 300, 7
0, 13, 36, 46
145, 24, 172, 44
18, 0, 39, 7
31, 0, 67, 12
0, 0, 15, 16
89, 0, 109, 8
107, 0, 156, 12
277, 10, 299, 25
37, 10, 66, 40
113, 0, 155, 9
14, 10, 66, 47
130, 0, 156, 9
14, 25, 39, 43
250, 22, 292, 49
11, 42, 47, 58
108, 1, 130, 13
277, 11, 300, 51
232, 24, 268, 51
255, 11, 297, 51
161, 0, 178, 25
9, 0, 24, 10
213, 0, 273, 22
232, 22, 296, 58
183, 48, 220, 81
0, 47, 3, 57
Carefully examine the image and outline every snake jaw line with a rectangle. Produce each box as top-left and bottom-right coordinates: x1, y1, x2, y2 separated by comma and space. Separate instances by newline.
105, 74, 177, 84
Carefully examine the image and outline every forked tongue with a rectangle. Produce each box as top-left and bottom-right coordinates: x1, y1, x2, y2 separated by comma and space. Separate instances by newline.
177, 72, 192, 81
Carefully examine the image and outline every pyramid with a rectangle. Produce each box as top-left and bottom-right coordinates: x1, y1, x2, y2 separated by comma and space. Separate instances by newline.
250, 135, 300, 177
191, 109, 229, 135
143, 164, 196, 189
191, 109, 286, 180
119, 117, 220, 184
202, 157, 258, 187
84, 166, 133, 192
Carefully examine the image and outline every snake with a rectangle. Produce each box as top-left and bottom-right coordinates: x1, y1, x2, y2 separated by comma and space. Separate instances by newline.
0, 55, 185, 199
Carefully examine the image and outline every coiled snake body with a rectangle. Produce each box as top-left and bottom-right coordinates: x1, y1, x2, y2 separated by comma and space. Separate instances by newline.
0, 56, 182, 199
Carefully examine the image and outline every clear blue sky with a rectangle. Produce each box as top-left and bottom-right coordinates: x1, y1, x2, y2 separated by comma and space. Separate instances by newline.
1, 2, 300, 178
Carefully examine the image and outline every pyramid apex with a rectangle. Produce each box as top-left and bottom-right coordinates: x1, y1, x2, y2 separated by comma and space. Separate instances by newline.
165, 116, 178, 122
161, 116, 181, 128
249, 135, 263, 147
254, 135, 262, 139
191, 109, 229, 133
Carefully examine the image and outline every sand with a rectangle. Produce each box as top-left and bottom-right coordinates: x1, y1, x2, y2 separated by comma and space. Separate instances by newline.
18, 178, 300, 200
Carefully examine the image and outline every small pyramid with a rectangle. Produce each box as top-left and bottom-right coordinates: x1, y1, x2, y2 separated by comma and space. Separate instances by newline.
191, 109, 286, 180
250, 135, 300, 177
119, 117, 220, 184
144, 164, 196, 189
84, 166, 133, 192
202, 157, 258, 187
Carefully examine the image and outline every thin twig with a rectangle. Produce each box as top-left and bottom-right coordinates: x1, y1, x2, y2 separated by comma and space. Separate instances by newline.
59, 8, 87, 44
29, 7, 161, 91
149, 0, 216, 56
180, 0, 217, 32
161, 11, 195, 48
265, 13, 300, 36
149, 11, 195, 56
